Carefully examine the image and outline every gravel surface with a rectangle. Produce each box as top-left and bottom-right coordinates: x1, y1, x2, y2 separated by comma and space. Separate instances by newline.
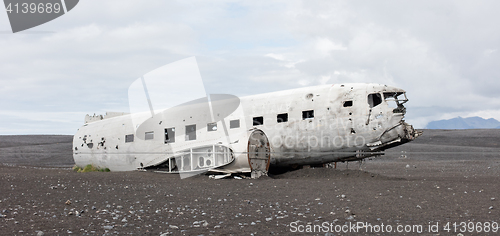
0, 130, 499, 235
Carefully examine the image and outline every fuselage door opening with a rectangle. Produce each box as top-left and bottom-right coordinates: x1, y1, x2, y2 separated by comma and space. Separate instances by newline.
247, 129, 271, 178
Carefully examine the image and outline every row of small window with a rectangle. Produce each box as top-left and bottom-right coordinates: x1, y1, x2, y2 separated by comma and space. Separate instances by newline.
123, 109, 322, 144
124, 130, 177, 143
251, 109, 314, 126
124, 122, 231, 144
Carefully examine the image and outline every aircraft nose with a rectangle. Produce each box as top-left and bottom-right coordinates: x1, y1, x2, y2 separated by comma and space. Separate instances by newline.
401, 121, 422, 141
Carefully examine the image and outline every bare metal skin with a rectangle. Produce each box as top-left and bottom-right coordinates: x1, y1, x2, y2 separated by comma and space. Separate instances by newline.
73, 83, 421, 177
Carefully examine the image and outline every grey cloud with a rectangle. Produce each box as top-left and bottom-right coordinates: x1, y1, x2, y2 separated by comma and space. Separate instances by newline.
1, 0, 499, 134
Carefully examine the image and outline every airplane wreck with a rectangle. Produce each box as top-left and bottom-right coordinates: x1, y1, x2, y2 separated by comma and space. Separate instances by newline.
73, 58, 422, 178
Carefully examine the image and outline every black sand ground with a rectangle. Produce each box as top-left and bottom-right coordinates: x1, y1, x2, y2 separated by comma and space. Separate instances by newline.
0, 130, 499, 235
0, 135, 73, 168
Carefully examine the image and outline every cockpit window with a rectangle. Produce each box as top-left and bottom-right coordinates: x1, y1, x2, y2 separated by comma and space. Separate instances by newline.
367, 93, 382, 108
383, 92, 396, 100
383, 92, 408, 113
384, 92, 398, 109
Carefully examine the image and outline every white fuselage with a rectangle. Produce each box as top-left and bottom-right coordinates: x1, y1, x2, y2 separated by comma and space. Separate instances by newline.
73, 83, 420, 173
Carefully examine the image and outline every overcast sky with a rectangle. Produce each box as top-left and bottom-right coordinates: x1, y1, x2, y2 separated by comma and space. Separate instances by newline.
1, 0, 499, 134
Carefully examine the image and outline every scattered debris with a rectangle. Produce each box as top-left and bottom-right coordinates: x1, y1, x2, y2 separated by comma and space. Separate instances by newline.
209, 174, 231, 180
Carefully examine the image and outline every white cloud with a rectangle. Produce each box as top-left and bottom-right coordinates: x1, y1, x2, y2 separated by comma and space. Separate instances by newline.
265, 53, 286, 61
483, 49, 497, 56
465, 110, 500, 121
315, 37, 347, 52
1, 0, 500, 133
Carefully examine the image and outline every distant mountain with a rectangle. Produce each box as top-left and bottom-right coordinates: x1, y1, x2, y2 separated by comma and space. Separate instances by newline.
426, 116, 500, 129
